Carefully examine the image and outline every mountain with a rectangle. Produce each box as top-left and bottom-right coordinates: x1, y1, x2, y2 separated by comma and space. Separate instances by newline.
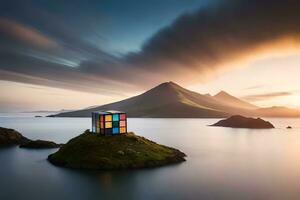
52, 82, 229, 118
214, 91, 258, 110
51, 81, 300, 118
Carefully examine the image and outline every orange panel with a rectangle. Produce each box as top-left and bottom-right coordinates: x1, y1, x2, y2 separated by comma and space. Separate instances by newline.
100, 122, 104, 129
105, 115, 112, 121
120, 127, 126, 133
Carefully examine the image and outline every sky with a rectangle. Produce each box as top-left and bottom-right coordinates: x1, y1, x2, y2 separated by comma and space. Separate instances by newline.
0, 0, 300, 112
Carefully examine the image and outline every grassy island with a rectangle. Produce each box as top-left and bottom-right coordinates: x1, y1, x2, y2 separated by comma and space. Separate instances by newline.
48, 131, 186, 170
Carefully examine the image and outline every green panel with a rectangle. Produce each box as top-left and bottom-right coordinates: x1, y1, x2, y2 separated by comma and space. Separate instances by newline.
112, 121, 119, 128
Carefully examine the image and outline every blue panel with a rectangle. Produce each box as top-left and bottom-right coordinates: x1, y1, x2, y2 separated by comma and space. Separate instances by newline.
112, 127, 119, 134
112, 114, 119, 121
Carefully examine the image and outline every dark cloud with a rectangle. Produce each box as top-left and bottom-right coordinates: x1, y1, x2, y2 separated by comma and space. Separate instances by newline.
0, 0, 300, 94
242, 92, 293, 102
127, 0, 300, 79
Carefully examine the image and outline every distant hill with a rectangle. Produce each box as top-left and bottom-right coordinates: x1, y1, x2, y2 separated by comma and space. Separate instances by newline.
50, 81, 300, 118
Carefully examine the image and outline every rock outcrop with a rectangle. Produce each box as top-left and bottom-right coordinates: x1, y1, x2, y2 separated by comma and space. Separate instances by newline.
0, 127, 30, 146
211, 115, 275, 129
0, 127, 61, 149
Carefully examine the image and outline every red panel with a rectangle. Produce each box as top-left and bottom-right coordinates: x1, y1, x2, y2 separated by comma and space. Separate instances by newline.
120, 114, 126, 120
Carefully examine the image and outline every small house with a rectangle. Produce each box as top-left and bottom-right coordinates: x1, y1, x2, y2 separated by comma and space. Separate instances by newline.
92, 110, 127, 135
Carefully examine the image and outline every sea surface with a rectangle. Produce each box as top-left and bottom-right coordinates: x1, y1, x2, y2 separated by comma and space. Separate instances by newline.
0, 115, 300, 200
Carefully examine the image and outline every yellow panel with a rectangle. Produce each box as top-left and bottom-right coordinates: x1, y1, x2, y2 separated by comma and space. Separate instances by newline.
105, 115, 112, 122
105, 122, 112, 128
120, 127, 126, 133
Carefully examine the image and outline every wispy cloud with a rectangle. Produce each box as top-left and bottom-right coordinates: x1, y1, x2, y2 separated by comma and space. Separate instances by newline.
242, 92, 293, 102
243, 85, 265, 90
0, 18, 58, 49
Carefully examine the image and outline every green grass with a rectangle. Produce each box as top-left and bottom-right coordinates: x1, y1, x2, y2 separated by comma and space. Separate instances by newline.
48, 130, 186, 170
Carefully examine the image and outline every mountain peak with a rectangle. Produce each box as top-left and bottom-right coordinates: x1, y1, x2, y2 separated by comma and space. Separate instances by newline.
159, 81, 179, 87
214, 90, 231, 97
151, 81, 183, 92
214, 90, 258, 109
139, 81, 185, 102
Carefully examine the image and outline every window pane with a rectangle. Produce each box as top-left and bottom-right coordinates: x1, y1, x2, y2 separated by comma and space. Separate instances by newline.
120, 127, 126, 133
105, 115, 112, 121
100, 129, 104, 134
119, 120, 126, 127
112, 114, 119, 121
105, 128, 112, 135
112, 121, 119, 127
120, 114, 126, 120
105, 122, 112, 128
112, 127, 119, 134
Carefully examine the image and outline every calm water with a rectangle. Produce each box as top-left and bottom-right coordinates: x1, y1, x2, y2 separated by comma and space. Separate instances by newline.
0, 116, 300, 200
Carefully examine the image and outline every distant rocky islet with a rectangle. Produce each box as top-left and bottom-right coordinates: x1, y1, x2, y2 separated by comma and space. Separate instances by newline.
211, 115, 275, 129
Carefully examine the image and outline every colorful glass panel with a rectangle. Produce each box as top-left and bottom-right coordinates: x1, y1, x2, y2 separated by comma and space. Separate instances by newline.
120, 127, 126, 133
100, 115, 104, 122
119, 120, 126, 127
105, 115, 112, 121
105, 122, 112, 128
120, 114, 126, 120
112, 127, 119, 134
92, 113, 95, 132
105, 128, 112, 135
112, 121, 119, 127
112, 114, 119, 121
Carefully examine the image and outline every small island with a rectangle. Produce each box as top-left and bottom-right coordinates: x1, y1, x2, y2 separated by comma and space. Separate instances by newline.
0, 127, 61, 148
211, 115, 275, 129
0, 127, 30, 146
48, 130, 186, 170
